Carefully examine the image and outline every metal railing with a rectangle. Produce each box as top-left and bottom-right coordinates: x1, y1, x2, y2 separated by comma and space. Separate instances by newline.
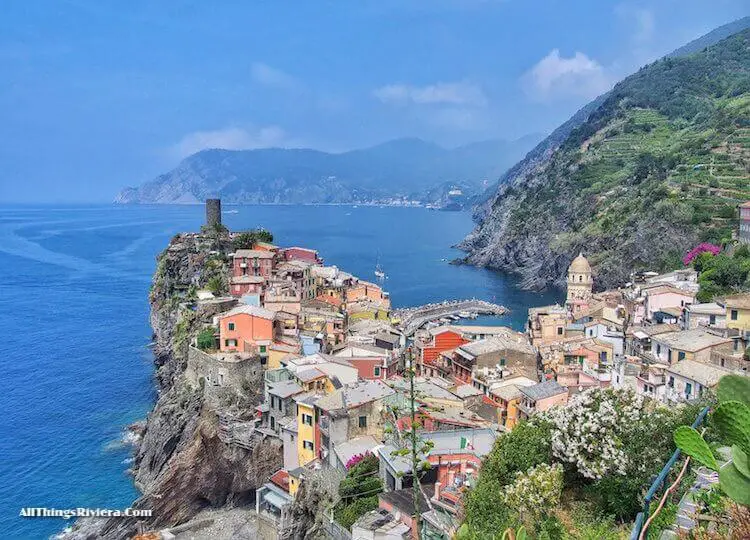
629, 405, 710, 540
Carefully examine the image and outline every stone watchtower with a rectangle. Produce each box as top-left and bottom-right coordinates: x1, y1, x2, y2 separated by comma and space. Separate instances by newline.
206, 199, 222, 228
566, 253, 593, 312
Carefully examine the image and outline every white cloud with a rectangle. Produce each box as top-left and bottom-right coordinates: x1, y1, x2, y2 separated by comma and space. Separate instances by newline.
523, 49, 613, 101
373, 81, 487, 107
170, 126, 293, 160
250, 62, 297, 89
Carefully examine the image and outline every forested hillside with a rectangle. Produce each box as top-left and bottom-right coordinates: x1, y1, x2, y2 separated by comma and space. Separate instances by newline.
460, 28, 750, 290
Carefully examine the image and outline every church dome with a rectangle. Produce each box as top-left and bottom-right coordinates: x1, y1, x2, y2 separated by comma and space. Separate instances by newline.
569, 253, 591, 274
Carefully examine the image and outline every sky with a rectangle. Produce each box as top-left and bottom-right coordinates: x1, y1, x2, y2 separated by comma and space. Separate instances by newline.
0, 1, 747, 203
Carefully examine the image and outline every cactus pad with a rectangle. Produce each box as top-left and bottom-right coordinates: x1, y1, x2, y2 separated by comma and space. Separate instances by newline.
717, 375, 750, 406
674, 426, 718, 470
711, 400, 750, 455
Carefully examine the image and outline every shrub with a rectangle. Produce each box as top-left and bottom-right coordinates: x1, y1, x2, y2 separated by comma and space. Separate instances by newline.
501, 463, 563, 524
196, 327, 216, 350
206, 276, 226, 295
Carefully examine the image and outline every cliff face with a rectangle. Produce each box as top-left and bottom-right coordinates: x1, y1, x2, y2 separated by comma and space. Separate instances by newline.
460, 26, 750, 291
63, 232, 282, 540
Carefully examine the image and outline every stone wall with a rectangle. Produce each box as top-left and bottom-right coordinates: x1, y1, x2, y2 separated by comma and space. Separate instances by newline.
186, 346, 264, 390
206, 198, 222, 228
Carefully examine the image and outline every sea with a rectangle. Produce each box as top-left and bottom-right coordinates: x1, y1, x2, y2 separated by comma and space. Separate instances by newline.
0, 204, 562, 539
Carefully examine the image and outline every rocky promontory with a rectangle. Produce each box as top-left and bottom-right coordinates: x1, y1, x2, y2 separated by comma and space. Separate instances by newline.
62, 230, 282, 539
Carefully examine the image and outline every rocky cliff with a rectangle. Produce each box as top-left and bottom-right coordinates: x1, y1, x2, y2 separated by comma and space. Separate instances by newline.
62, 231, 282, 540
459, 22, 750, 291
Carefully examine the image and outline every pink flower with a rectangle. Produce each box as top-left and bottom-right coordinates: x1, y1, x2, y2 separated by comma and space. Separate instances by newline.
683, 243, 721, 266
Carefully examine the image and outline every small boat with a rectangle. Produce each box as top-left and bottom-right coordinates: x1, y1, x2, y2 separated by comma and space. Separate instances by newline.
374, 254, 386, 280
458, 311, 471, 318
223, 209, 238, 214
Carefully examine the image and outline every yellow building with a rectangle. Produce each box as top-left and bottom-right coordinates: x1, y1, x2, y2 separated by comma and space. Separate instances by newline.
566, 253, 593, 314
268, 343, 300, 370
725, 294, 750, 331
288, 470, 301, 497
295, 395, 318, 466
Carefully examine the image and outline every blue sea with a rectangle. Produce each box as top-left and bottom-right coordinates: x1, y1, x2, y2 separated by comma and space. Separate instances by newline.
0, 204, 561, 539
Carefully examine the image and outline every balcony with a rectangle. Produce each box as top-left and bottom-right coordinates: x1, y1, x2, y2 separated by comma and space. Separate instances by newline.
318, 416, 330, 435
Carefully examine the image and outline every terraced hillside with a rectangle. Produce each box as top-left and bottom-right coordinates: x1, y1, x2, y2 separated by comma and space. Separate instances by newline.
460, 29, 750, 290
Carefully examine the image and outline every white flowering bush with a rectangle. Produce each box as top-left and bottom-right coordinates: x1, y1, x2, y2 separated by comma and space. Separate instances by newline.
547, 387, 651, 479
500, 463, 563, 519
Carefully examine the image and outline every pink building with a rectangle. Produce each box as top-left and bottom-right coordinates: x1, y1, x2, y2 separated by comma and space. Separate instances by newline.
518, 380, 568, 420
233, 249, 275, 279
643, 285, 695, 322
740, 201, 750, 244
281, 247, 323, 265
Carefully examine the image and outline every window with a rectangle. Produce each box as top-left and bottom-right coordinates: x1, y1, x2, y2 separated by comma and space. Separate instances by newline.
731, 309, 739, 321
224, 339, 237, 347
721, 358, 726, 367
270, 416, 275, 430
358, 416, 367, 428
709, 315, 716, 325
500, 358, 506, 367
303, 440, 314, 451
557, 327, 564, 335
678, 351, 686, 361
656, 344, 661, 355
374, 366, 381, 377
685, 382, 693, 396
228, 322, 235, 331
302, 413, 313, 426
668, 376, 674, 388
259, 345, 267, 353
270, 395, 276, 409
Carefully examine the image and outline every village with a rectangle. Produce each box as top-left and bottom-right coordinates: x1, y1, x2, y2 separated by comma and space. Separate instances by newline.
172, 201, 750, 540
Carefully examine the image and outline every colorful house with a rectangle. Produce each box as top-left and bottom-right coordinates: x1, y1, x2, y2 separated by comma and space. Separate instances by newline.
650, 329, 732, 365
217, 304, 276, 355
415, 327, 469, 375
517, 380, 568, 420
281, 246, 323, 265
724, 294, 750, 332
295, 393, 320, 466
642, 284, 695, 323
233, 249, 275, 279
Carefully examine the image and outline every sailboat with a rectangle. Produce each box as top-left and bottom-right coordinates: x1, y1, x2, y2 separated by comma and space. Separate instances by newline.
374, 254, 386, 280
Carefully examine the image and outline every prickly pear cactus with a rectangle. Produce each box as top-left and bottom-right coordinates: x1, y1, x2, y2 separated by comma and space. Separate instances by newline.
732, 445, 750, 479
719, 460, 750, 506
673, 426, 718, 470
711, 400, 750, 455
717, 374, 750, 406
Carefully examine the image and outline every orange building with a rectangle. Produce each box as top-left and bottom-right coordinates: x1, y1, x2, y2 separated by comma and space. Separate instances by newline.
346, 281, 391, 309
218, 304, 276, 355
415, 327, 469, 374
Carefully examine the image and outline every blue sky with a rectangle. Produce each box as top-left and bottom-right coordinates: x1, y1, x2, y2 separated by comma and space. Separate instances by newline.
0, 1, 747, 203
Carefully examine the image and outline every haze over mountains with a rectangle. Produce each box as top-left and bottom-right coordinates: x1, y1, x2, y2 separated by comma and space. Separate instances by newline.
460, 17, 750, 290
115, 135, 541, 206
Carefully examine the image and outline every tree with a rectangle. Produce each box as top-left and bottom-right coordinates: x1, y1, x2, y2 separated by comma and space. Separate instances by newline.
233, 229, 274, 250
206, 276, 226, 295
334, 453, 383, 529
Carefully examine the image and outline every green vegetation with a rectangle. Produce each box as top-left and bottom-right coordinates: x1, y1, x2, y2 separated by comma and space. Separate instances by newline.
673, 375, 750, 506
694, 244, 750, 301
206, 275, 227, 295
461, 389, 709, 538
334, 454, 383, 530
196, 327, 217, 351
488, 29, 750, 288
232, 229, 274, 250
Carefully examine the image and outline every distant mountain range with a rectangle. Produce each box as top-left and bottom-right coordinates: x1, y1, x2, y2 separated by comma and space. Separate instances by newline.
459, 17, 750, 290
115, 135, 541, 206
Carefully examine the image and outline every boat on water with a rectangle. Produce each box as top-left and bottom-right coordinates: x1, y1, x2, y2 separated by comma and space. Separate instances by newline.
374, 254, 386, 280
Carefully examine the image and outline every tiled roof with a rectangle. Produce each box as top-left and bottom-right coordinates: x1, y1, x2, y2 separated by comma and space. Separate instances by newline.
667, 359, 734, 387
652, 329, 732, 352
220, 304, 276, 320
520, 380, 567, 401
234, 249, 275, 259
